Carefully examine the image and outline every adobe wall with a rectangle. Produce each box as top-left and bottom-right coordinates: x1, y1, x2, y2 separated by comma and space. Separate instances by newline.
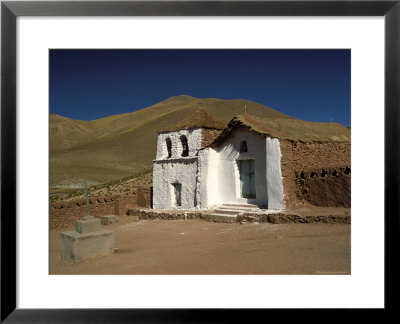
279, 140, 351, 208
295, 166, 351, 208
49, 187, 151, 229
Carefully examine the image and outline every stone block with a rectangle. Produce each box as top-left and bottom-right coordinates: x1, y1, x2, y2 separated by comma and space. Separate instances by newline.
76, 216, 101, 233
100, 215, 119, 225
61, 229, 114, 263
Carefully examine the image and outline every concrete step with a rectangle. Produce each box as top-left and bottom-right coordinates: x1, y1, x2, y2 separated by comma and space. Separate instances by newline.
213, 208, 240, 215
208, 204, 260, 223
219, 204, 260, 212
218, 207, 259, 213
208, 213, 237, 223
221, 203, 259, 208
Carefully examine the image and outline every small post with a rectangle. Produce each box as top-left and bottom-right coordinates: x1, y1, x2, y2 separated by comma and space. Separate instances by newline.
244, 105, 247, 113
84, 181, 90, 216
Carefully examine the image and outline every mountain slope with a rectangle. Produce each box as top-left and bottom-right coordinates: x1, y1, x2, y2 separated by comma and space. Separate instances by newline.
50, 95, 298, 187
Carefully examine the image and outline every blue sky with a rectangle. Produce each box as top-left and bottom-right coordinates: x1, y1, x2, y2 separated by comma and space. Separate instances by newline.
50, 49, 351, 126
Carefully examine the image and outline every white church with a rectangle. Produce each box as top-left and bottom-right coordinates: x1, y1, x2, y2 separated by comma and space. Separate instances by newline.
152, 108, 285, 211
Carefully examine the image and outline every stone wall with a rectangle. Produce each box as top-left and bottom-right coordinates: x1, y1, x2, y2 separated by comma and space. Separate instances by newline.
237, 212, 350, 224
127, 208, 211, 221
50, 187, 151, 229
279, 140, 351, 208
128, 208, 350, 224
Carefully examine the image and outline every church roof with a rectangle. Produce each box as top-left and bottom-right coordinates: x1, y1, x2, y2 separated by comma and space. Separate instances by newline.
159, 108, 226, 133
211, 113, 351, 145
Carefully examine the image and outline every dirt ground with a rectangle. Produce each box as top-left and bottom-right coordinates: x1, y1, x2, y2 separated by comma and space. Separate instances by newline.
50, 215, 350, 275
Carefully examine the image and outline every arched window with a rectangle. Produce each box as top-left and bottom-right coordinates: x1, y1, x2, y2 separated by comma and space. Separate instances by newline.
180, 135, 189, 157
240, 140, 248, 153
166, 137, 172, 158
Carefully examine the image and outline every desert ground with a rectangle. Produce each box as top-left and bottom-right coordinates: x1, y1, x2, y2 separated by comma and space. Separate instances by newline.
50, 214, 350, 275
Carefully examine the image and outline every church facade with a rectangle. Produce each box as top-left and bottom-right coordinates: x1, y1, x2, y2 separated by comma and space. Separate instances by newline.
152, 109, 285, 210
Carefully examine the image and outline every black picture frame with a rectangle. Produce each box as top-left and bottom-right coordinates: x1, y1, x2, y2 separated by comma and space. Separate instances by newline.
1, 0, 399, 322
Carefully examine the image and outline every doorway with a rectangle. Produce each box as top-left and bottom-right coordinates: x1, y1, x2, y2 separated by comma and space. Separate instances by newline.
239, 160, 256, 198
172, 183, 182, 206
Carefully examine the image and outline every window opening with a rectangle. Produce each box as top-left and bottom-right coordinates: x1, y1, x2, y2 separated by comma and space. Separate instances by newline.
166, 138, 172, 158
240, 141, 248, 153
181, 136, 189, 157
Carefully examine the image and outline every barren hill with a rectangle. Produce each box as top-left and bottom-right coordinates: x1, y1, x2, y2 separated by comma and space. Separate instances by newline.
51, 95, 325, 188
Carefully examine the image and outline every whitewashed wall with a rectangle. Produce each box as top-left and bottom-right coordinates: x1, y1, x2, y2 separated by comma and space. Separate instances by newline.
156, 129, 202, 160
152, 158, 199, 209
197, 148, 218, 208
266, 138, 285, 209
200, 127, 268, 208
153, 127, 284, 210
200, 127, 284, 210
153, 129, 202, 209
